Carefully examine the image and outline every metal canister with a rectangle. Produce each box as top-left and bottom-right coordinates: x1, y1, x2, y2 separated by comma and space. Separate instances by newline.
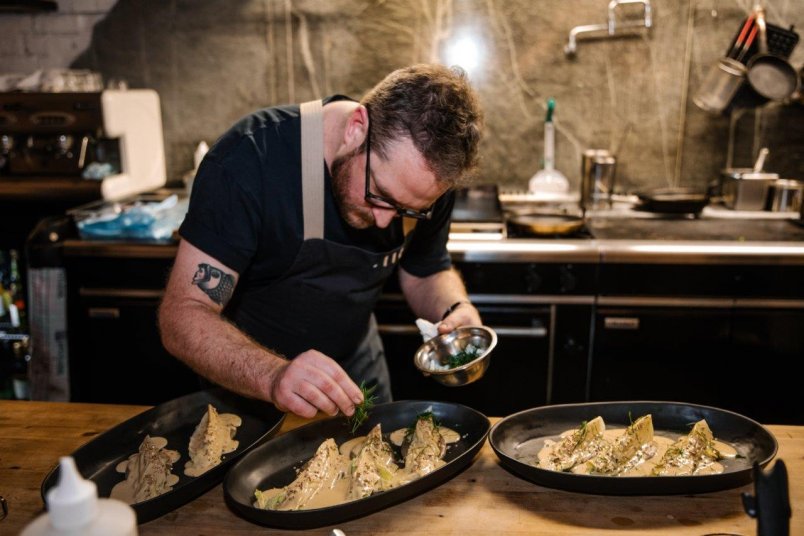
765, 179, 804, 212
581, 149, 616, 210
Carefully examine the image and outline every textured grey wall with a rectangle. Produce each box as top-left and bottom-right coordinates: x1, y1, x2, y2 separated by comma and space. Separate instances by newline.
3, 0, 803, 192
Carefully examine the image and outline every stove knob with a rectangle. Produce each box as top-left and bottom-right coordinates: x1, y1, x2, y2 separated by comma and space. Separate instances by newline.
559, 265, 577, 292
525, 265, 542, 293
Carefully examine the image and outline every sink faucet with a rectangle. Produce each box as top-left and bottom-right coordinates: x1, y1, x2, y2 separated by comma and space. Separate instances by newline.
565, 0, 653, 57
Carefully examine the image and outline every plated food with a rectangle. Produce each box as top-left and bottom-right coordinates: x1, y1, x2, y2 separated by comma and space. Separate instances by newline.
254, 413, 460, 510
111, 436, 180, 504
490, 401, 777, 495
40, 388, 284, 523
224, 400, 490, 529
517, 414, 737, 477
111, 404, 242, 505
184, 404, 242, 477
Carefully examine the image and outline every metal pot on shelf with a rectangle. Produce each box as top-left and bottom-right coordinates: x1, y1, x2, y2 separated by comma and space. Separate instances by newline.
764, 179, 804, 212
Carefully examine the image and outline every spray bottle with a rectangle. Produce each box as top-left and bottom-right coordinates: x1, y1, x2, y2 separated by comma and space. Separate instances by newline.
528, 97, 569, 195
21, 457, 137, 536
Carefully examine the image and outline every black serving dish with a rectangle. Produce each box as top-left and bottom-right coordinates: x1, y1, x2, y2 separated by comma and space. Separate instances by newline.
41, 387, 285, 523
490, 401, 777, 495
224, 400, 489, 529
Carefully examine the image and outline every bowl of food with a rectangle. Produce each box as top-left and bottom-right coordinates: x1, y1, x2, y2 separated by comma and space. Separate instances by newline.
414, 325, 497, 387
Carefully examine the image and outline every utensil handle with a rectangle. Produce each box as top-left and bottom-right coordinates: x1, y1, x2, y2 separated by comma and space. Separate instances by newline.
543, 121, 555, 170
754, 5, 768, 54
753, 147, 769, 172
730, 16, 755, 59
736, 25, 759, 63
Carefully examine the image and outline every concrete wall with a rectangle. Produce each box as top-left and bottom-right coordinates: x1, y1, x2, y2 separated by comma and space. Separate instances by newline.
2, 0, 802, 192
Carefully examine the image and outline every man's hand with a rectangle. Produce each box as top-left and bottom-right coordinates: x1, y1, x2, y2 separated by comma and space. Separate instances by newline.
437, 302, 482, 334
268, 350, 365, 419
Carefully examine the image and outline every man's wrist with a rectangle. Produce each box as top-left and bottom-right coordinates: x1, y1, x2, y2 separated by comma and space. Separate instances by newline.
441, 300, 470, 321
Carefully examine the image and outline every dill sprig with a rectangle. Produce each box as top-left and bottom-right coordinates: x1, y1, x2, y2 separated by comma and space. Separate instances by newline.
446, 345, 481, 368
347, 381, 377, 434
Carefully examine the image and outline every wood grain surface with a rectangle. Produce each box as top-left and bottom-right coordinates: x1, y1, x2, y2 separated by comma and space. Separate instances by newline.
0, 400, 800, 535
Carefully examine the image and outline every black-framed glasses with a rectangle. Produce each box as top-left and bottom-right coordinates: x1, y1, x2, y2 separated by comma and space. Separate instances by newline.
363, 107, 434, 220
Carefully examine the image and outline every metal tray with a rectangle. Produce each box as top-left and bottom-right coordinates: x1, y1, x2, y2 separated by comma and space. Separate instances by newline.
41, 388, 285, 523
224, 400, 490, 529
490, 401, 777, 495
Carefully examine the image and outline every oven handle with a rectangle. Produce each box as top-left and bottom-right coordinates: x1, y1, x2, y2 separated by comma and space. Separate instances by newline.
377, 324, 547, 338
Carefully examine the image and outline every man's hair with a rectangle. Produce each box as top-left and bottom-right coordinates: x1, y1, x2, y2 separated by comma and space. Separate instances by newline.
360, 64, 483, 188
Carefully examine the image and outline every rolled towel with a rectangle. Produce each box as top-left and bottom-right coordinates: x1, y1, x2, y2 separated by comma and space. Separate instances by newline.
415, 318, 439, 342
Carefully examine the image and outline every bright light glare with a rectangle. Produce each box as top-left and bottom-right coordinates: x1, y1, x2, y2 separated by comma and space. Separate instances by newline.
444, 34, 483, 74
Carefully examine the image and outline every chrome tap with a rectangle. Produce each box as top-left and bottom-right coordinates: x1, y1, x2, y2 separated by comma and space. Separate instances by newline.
565, 0, 653, 58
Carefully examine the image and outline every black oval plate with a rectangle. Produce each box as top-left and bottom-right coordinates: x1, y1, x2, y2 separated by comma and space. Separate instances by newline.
224, 400, 490, 529
41, 388, 284, 523
490, 401, 777, 495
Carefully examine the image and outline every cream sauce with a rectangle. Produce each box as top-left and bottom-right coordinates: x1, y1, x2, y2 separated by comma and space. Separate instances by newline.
516, 425, 733, 477
256, 423, 458, 510
111, 435, 180, 504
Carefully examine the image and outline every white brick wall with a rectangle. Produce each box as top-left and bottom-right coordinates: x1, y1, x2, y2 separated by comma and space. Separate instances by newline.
0, 1, 116, 74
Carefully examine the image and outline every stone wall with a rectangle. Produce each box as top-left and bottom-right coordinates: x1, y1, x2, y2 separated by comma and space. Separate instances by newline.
2, 0, 803, 191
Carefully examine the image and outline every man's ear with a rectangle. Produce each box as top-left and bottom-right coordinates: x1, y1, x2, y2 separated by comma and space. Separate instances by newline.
343, 105, 369, 152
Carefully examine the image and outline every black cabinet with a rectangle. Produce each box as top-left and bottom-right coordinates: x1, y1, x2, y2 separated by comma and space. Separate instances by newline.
63, 244, 202, 404
590, 263, 804, 424
590, 306, 732, 406
69, 288, 202, 404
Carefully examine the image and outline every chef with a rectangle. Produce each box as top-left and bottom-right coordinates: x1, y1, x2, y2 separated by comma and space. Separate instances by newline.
158, 64, 484, 419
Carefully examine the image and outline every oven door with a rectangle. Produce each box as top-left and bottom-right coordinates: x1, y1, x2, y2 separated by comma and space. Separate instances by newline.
590, 300, 733, 409
377, 294, 550, 416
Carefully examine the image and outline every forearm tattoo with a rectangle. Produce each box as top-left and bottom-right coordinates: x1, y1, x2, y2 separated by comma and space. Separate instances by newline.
192, 263, 235, 305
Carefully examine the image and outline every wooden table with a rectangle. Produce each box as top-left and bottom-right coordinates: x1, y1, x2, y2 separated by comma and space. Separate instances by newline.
1, 400, 800, 535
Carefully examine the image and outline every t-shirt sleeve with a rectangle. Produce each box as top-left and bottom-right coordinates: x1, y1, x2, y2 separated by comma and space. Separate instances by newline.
178, 143, 264, 275
398, 191, 455, 277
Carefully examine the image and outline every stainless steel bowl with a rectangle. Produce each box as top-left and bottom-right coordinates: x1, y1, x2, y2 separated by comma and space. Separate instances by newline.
413, 326, 497, 387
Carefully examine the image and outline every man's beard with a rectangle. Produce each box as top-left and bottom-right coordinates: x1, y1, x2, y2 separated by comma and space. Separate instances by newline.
330, 149, 375, 229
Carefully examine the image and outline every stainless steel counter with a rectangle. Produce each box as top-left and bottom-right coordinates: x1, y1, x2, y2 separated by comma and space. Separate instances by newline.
449, 216, 804, 265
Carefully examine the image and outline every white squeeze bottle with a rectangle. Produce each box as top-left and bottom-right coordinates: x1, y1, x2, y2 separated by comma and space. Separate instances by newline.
21, 457, 137, 536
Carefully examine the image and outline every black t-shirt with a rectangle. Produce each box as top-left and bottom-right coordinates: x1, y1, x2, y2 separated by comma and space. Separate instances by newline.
179, 95, 454, 294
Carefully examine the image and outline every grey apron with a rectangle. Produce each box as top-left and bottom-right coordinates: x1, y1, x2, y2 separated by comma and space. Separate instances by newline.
226, 100, 409, 403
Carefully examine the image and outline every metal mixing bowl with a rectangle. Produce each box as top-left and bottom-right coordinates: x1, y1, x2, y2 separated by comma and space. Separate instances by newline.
413, 326, 497, 387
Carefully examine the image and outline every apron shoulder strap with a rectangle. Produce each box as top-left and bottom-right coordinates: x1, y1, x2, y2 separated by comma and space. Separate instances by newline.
300, 99, 325, 240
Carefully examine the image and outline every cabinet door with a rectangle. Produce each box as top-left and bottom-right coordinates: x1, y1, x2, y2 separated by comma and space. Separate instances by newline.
730, 308, 804, 424
70, 293, 202, 404
590, 307, 732, 408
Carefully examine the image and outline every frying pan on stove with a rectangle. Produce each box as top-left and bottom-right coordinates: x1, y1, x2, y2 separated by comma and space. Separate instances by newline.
635, 187, 710, 215
508, 213, 585, 236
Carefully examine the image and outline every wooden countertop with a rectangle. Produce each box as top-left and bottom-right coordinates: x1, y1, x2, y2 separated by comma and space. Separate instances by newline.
1, 400, 800, 535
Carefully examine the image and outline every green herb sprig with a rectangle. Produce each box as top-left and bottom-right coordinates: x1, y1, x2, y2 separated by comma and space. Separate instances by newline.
446, 345, 481, 368
347, 381, 377, 434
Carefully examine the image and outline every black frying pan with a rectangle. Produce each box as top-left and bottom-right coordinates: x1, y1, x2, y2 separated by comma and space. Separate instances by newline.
507, 213, 585, 236
635, 187, 710, 215
224, 400, 490, 529
746, 6, 799, 101
41, 388, 285, 523
489, 401, 777, 495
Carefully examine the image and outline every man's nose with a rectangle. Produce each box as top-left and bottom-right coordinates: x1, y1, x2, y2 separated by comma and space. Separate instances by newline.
372, 207, 397, 228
